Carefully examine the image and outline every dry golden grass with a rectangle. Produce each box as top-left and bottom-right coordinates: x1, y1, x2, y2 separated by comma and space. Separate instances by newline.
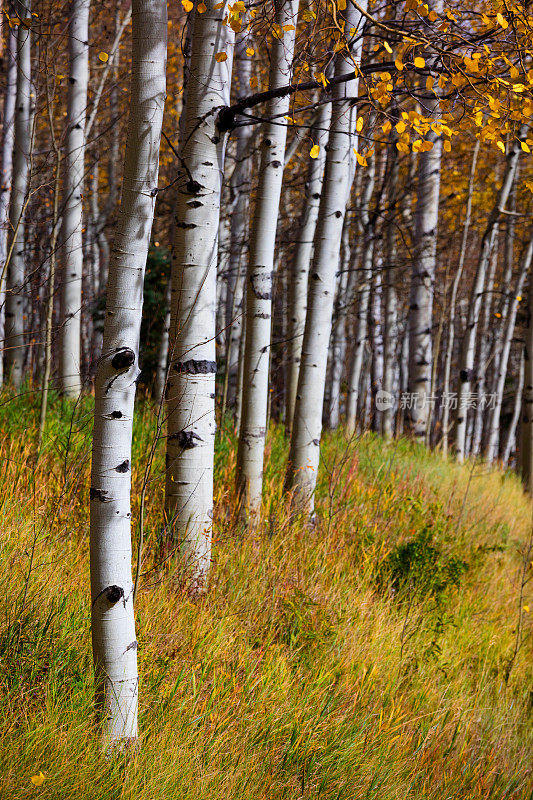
0, 392, 532, 799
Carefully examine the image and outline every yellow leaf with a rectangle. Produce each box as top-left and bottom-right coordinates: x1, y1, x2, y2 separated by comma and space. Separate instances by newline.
496, 12, 508, 29
426, 75, 434, 91
396, 141, 410, 154
215, 51, 228, 62
356, 116, 364, 132
355, 151, 368, 167
395, 120, 406, 133
414, 56, 425, 68
98, 51, 109, 63
517, 295, 522, 302
384, 41, 392, 54
30, 772, 46, 787
181, 0, 193, 11
443, 140, 451, 152
310, 144, 320, 159
198, 1, 207, 11
249, 75, 258, 89
314, 72, 328, 88
382, 120, 392, 134
524, 605, 530, 613
521, 141, 530, 153
338, 0, 347, 8
282, 24, 295, 31
496, 140, 505, 153
213, 1, 224, 7
395, 59, 404, 71
246, 47, 254, 56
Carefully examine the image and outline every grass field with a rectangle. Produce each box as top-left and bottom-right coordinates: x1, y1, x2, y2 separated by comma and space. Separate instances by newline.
1, 390, 532, 799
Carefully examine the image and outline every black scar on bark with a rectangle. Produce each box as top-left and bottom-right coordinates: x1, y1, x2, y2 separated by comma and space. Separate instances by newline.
111, 347, 135, 370
312, 439, 320, 446
175, 359, 217, 374
106, 585, 124, 604
334, 210, 342, 218
90, 488, 111, 502
115, 459, 130, 473
271, 160, 282, 169
176, 221, 198, 229
460, 368, 474, 382
125, 640, 138, 652
111, 410, 123, 418
187, 200, 203, 208
171, 430, 203, 449
186, 179, 202, 194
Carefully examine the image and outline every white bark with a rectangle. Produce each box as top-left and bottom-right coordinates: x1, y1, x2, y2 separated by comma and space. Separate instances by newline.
286, 102, 331, 433
166, 0, 235, 585
382, 139, 399, 440
521, 270, 533, 493
408, 98, 442, 442
455, 135, 524, 462
5, 0, 31, 387
485, 235, 533, 462
441, 140, 479, 456
0, 25, 17, 388
325, 216, 350, 430
503, 347, 524, 467
90, 0, 166, 744
284, 1, 366, 510
60, 0, 90, 397
370, 262, 383, 432
235, 0, 299, 513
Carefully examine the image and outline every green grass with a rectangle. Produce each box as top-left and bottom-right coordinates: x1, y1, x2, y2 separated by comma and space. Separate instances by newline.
0, 389, 532, 798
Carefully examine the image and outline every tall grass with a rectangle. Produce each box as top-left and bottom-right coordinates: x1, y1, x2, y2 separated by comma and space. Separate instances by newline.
0, 390, 532, 799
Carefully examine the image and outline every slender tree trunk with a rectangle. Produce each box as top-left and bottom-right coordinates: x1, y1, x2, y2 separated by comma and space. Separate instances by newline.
455, 135, 524, 461
59, 0, 90, 397
503, 347, 524, 467
0, 25, 17, 389
382, 140, 399, 440
154, 277, 170, 405
346, 153, 375, 435
90, 0, 166, 744
486, 235, 533, 462
370, 262, 384, 433
285, 102, 331, 434
325, 217, 350, 430
235, 0, 299, 514
521, 269, 533, 493
472, 236, 498, 457
284, 1, 366, 510
5, 0, 32, 387
441, 140, 479, 456
408, 98, 442, 442
166, 0, 235, 586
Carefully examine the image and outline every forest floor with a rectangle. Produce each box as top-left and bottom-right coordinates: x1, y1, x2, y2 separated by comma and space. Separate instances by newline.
1, 391, 532, 799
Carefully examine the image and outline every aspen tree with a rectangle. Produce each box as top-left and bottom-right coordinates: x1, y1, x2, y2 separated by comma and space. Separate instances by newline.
286, 102, 331, 434
5, 0, 32, 387
90, 0, 166, 744
455, 135, 524, 462
235, 0, 299, 514
166, 0, 235, 587
284, 0, 367, 512
0, 25, 16, 388
59, 0, 90, 396
522, 269, 533, 493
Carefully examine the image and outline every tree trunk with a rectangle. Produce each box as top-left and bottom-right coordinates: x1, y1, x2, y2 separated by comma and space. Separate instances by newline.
235, 0, 299, 515
166, 0, 235, 586
285, 102, 331, 434
90, 0, 166, 745
503, 347, 524, 467
521, 269, 533, 493
0, 25, 16, 389
5, 0, 32, 387
59, 0, 90, 396
284, 1, 366, 511
455, 135, 524, 461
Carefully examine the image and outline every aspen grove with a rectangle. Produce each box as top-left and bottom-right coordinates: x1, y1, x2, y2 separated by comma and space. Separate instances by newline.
1, 0, 533, 792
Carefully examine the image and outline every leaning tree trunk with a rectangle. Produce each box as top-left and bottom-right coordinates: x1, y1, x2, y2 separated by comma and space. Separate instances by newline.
284, 0, 367, 512
90, 0, 166, 745
59, 0, 90, 397
486, 234, 533, 462
503, 347, 524, 467
165, 0, 235, 587
235, 0, 299, 515
0, 24, 16, 389
285, 102, 331, 434
455, 133, 524, 462
4, 0, 32, 387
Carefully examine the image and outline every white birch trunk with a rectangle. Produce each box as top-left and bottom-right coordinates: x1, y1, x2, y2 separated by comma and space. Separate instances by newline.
408, 100, 442, 442
382, 139, 399, 440
503, 347, 524, 467
325, 218, 350, 430
370, 262, 384, 432
235, 0, 299, 514
455, 136, 524, 462
284, 1, 366, 510
485, 235, 533, 462
60, 0, 90, 397
5, 0, 31, 387
441, 140, 479, 456
90, 0, 166, 744
285, 102, 331, 433
521, 270, 533, 493
0, 25, 16, 388
166, 0, 235, 586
